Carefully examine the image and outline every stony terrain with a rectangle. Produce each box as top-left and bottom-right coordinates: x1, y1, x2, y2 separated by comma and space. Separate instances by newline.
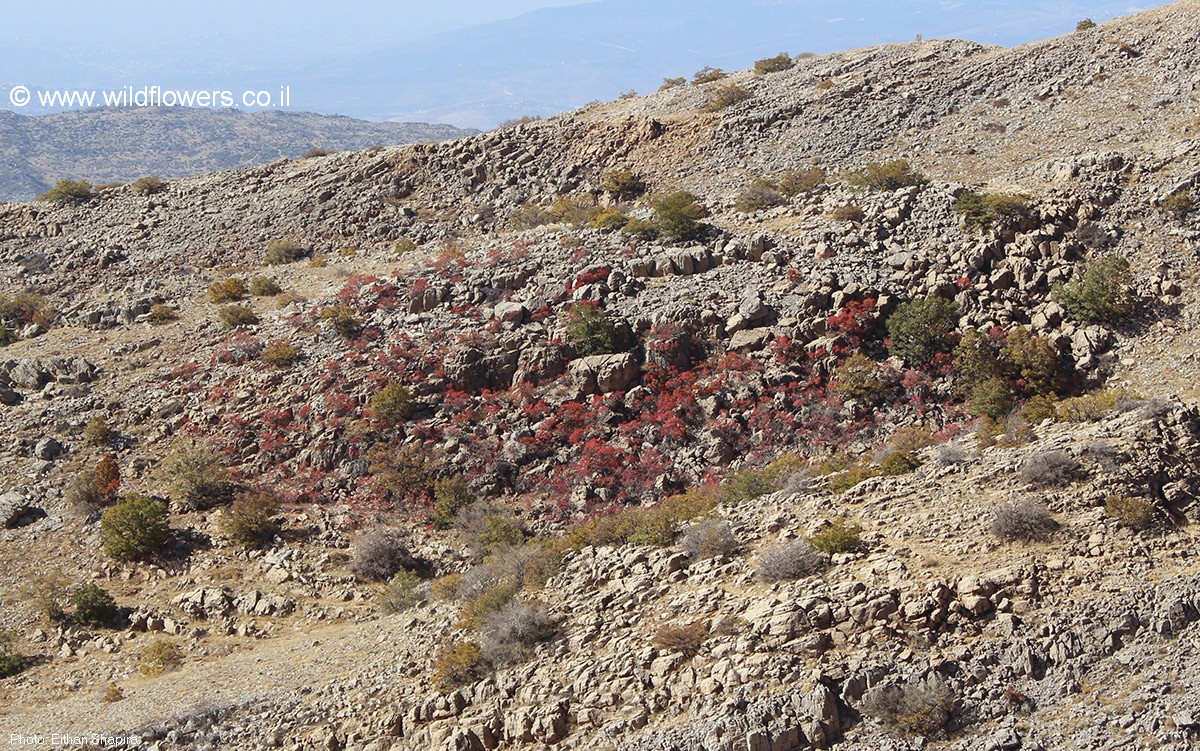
0, 108, 473, 202
0, 2, 1198, 750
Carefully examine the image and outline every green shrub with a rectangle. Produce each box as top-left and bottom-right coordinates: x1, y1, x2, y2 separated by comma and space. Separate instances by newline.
952, 329, 1001, 393
565, 302, 620, 356
848, 160, 927, 191
263, 239, 306, 265
1162, 190, 1195, 221
260, 339, 300, 368
392, 238, 418, 255
218, 304, 259, 329
1000, 327, 1061, 395
509, 204, 555, 230
1105, 495, 1156, 529
432, 640, 483, 692
808, 520, 864, 554
131, 176, 165, 195
371, 382, 415, 423
879, 450, 922, 476
954, 191, 1030, 230
139, 639, 182, 676
754, 52, 794, 74
319, 304, 362, 338
653, 620, 710, 656
100, 494, 170, 561
735, 179, 786, 212
590, 208, 629, 231
653, 191, 707, 241
248, 276, 282, 296
969, 377, 1015, 419
71, 583, 119, 628
1076, 18, 1097, 31
833, 353, 889, 404
886, 297, 960, 365
703, 83, 753, 112
83, 415, 115, 446
146, 304, 180, 325
208, 277, 248, 303
777, 166, 826, 195
621, 218, 659, 240
1054, 389, 1121, 422
39, 179, 93, 204
158, 441, 233, 511
219, 492, 280, 548
1052, 255, 1135, 324
600, 170, 646, 201
719, 467, 777, 504
691, 66, 726, 84
432, 475, 475, 529
0, 631, 24, 677
377, 570, 424, 614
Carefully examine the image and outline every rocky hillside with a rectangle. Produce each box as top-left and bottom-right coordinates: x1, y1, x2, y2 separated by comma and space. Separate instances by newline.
0, 108, 473, 201
0, 3, 1198, 750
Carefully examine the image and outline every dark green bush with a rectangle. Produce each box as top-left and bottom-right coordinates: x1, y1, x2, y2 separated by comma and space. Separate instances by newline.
754, 53, 794, 74
371, 382, 415, 423
71, 583, 119, 628
220, 492, 280, 548
968, 377, 1015, 419
100, 494, 170, 561
848, 160, 927, 191
886, 297, 960, 365
879, 450, 922, 476
600, 170, 646, 201
954, 190, 1030, 230
565, 302, 619, 356
1000, 327, 1061, 395
39, 179, 94, 204
378, 570, 425, 614
159, 441, 233, 511
653, 191, 707, 241
0, 631, 23, 677
1051, 255, 1135, 324
833, 353, 889, 404
432, 474, 475, 530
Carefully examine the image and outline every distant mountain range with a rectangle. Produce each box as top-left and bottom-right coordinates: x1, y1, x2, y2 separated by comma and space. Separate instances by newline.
0, 108, 472, 202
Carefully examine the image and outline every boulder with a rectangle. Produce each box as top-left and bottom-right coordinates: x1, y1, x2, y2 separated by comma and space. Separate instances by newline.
569, 353, 640, 395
